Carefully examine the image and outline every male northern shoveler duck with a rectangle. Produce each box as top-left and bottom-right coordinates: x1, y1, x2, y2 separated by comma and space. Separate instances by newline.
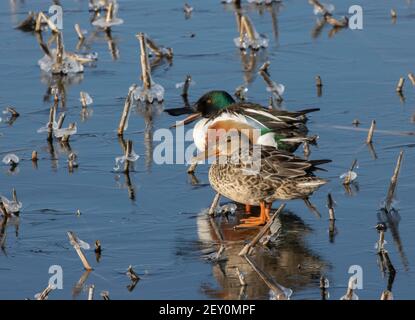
192, 129, 330, 228
165, 91, 319, 166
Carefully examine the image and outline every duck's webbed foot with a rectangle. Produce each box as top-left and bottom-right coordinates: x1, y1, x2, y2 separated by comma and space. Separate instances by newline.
235, 202, 270, 228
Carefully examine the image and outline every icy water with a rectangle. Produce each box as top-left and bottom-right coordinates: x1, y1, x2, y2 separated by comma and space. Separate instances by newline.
1, 0, 415, 300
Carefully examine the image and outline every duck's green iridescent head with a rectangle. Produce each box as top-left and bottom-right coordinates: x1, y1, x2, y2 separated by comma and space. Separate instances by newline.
195, 90, 235, 117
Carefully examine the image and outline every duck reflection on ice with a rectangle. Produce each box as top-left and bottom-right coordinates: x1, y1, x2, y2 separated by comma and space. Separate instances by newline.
197, 206, 328, 299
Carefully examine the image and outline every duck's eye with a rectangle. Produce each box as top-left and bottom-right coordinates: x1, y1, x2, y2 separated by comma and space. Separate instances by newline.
207, 99, 212, 104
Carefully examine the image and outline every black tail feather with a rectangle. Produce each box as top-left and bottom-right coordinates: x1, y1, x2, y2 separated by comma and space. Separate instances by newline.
297, 108, 320, 114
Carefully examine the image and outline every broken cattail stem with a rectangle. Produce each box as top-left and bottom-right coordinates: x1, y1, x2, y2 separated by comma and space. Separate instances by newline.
214, 244, 225, 261
366, 120, 376, 144
384, 151, 404, 212
35, 12, 59, 33
56, 112, 66, 129
72, 270, 91, 298
56, 31, 64, 67
74, 24, 84, 40
303, 198, 322, 218
61, 123, 76, 143
106, 2, 114, 23
67, 231, 93, 271
94, 240, 101, 255
0, 201, 9, 217
6, 107, 19, 118
16, 11, 36, 31
408, 73, 415, 86
343, 159, 358, 185
68, 153, 78, 171
47, 105, 56, 141
309, 0, 327, 14
315, 75, 323, 97
35, 13, 43, 32
380, 290, 393, 300
259, 61, 270, 75
145, 37, 173, 59
124, 140, 133, 173
187, 162, 198, 174
320, 275, 328, 300
117, 85, 137, 136
233, 0, 241, 7
36, 284, 55, 300
343, 279, 355, 300
80, 92, 88, 109
127, 265, 140, 282
327, 193, 335, 220
100, 291, 110, 300
238, 204, 285, 256
396, 77, 405, 93
209, 215, 225, 246
235, 267, 247, 287
12, 189, 18, 205
381, 249, 396, 274
240, 15, 256, 41
208, 193, 221, 216
303, 141, 310, 158
137, 33, 152, 90
87, 285, 95, 300
378, 230, 385, 252
31, 151, 38, 162
325, 15, 348, 28
259, 70, 283, 101
181, 75, 192, 97
244, 254, 289, 300
315, 75, 323, 87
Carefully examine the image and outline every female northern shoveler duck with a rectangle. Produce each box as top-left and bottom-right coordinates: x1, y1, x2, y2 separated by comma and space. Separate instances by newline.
166, 90, 319, 172
192, 129, 330, 228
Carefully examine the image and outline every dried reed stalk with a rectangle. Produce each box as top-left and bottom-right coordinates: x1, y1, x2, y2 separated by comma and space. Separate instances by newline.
67, 231, 93, 271
117, 84, 137, 136
384, 150, 404, 212
238, 204, 285, 256
137, 33, 152, 90
366, 120, 376, 144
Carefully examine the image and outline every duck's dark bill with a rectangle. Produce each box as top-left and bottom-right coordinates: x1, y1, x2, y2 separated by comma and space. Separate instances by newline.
170, 112, 202, 128
164, 106, 195, 116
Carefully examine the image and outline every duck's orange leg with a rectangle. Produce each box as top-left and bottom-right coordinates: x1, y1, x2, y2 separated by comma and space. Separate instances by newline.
245, 204, 251, 214
236, 201, 267, 228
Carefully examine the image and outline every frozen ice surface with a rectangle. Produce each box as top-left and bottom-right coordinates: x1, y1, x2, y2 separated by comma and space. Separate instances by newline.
80, 92, 93, 105
216, 203, 237, 214
175, 80, 196, 89
269, 286, 292, 300
132, 83, 165, 103
2, 154, 19, 165
54, 124, 77, 138
340, 171, 357, 182
37, 121, 58, 133
69, 235, 91, 250
340, 292, 359, 300
313, 3, 335, 15
234, 33, 269, 50
266, 81, 285, 96
76, 52, 98, 61
38, 49, 84, 74
113, 151, 140, 171
92, 17, 124, 28
1, 196, 22, 213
